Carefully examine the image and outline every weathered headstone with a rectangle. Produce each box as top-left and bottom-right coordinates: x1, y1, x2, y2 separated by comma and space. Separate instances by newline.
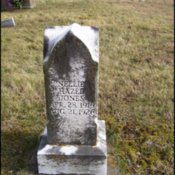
37, 23, 107, 175
1, 0, 35, 10
23, 0, 36, 8
1, 17, 15, 27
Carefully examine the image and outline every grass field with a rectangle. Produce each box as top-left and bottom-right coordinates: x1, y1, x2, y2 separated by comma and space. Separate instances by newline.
1, 0, 174, 174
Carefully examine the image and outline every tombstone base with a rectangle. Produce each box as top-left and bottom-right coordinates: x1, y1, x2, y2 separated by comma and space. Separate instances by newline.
37, 120, 107, 175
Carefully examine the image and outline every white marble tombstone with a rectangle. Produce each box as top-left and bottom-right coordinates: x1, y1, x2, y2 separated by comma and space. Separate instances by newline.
37, 23, 107, 175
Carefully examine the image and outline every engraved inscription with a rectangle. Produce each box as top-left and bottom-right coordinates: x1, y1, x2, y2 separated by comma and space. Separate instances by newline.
51, 80, 97, 116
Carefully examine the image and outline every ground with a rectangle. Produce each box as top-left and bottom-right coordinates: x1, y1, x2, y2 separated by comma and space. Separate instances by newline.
1, 0, 174, 175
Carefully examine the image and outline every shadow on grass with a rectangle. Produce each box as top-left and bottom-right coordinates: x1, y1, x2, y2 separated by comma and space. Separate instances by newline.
2, 128, 119, 175
2, 129, 39, 174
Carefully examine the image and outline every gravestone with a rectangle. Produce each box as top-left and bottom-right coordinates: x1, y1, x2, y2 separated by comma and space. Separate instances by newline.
1, 0, 35, 10
1, 17, 15, 27
37, 23, 107, 175
22, 0, 36, 8
1, 0, 6, 10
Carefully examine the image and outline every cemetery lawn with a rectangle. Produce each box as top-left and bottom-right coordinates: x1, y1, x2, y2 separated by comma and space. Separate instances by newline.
1, 0, 173, 175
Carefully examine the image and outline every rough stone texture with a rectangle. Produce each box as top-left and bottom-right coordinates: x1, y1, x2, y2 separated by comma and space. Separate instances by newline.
37, 23, 107, 175
44, 24, 99, 145
37, 120, 107, 175
1, 17, 15, 27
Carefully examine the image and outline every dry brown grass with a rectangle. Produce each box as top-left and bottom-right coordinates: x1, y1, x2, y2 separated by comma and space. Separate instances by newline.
1, 0, 174, 174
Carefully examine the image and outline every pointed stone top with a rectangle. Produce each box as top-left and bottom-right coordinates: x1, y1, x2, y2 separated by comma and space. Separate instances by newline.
44, 23, 99, 65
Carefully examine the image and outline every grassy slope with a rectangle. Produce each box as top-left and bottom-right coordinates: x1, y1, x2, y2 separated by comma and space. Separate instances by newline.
1, 0, 174, 174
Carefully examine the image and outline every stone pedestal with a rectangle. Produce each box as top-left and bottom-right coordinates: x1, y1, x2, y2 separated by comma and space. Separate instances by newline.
38, 120, 107, 175
37, 23, 107, 175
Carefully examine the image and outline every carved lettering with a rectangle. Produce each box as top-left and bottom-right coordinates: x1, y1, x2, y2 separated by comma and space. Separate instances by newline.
51, 80, 96, 116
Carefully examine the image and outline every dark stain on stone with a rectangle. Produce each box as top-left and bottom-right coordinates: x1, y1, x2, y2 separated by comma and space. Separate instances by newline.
43, 35, 49, 58
84, 123, 97, 145
91, 26, 99, 32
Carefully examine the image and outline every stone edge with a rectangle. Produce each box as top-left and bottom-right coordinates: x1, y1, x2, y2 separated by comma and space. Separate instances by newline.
37, 120, 107, 157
